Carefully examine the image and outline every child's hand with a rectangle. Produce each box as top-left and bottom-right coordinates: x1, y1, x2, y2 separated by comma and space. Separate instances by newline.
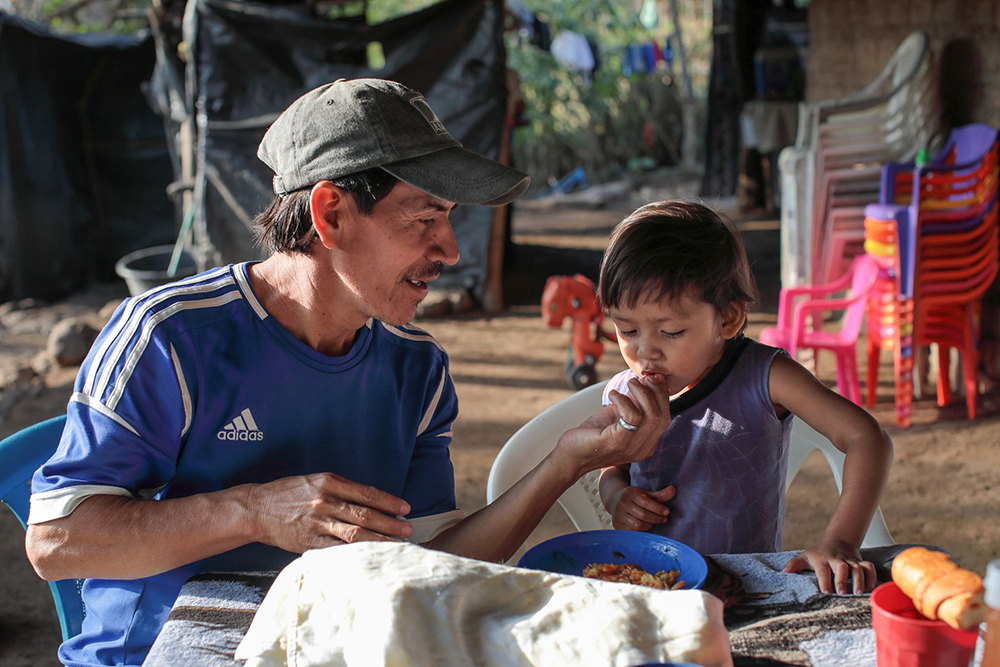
782, 536, 878, 594
610, 485, 675, 532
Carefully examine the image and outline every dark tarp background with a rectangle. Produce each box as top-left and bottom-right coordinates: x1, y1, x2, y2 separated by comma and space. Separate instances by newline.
0, 13, 176, 301
164, 0, 508, 300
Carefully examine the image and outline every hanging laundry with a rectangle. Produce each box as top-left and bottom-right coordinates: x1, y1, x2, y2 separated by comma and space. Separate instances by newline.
641, 43, 656, 73
504, 0, 534, 29
663, 37, 674, 67
639, 0, 659, 29
531, 16, 551, 51
624, 43, 645, 76
652, 41, 663, 64
587, 36, 601, 75
551, 30, 595, 73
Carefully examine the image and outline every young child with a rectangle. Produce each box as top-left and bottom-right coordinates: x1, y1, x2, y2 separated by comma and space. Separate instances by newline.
597, 200, 893, 595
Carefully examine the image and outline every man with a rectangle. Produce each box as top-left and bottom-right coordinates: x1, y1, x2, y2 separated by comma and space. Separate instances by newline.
25, 79, 670, 666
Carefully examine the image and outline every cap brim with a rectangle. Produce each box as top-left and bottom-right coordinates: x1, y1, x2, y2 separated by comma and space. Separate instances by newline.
382, 147, 530, 207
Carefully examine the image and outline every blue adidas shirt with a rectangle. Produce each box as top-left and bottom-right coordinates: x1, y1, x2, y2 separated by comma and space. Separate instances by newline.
29, 263, 460, 666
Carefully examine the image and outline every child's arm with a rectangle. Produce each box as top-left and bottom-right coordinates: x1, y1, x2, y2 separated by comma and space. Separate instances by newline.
599, 465, 674, 531
768, 354, 894, 595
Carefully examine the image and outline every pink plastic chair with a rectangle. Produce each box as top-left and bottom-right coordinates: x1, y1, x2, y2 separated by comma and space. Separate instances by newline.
760, 255, 880, 405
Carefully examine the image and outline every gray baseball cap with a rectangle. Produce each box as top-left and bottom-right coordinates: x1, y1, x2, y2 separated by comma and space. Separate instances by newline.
258, 78, 530, 207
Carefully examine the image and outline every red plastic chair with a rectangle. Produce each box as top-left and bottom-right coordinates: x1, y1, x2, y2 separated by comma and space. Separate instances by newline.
761, 254, 880, 405
864, 190, 998, 426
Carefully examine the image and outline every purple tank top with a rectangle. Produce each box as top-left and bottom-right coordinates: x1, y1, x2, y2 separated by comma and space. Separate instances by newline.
603, 337, 792, 555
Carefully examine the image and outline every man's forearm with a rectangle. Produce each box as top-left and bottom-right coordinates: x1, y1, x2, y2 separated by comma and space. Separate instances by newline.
424, 450, 581, 564
26, 486, 256, 581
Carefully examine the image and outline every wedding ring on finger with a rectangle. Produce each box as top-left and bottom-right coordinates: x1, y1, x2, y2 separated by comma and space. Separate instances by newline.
618, 416, 639, 432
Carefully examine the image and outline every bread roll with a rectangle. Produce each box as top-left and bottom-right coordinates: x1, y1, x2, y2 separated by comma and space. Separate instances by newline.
890, 547, 985, 630
892, 548, 955, 604
921, 569, 983, 619
937, 591, 986, 631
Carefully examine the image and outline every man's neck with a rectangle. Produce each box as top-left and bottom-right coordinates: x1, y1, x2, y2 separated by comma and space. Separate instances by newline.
247, 253, 367, 357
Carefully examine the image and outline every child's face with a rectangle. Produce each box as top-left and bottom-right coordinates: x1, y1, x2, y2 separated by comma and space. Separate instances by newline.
608, 290, 744, 397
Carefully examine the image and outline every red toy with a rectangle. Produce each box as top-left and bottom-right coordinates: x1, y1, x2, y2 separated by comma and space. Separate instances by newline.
541, 274, 616, 390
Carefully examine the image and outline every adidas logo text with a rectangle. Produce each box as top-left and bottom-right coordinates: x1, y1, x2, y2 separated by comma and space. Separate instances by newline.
217, 408, 264, 441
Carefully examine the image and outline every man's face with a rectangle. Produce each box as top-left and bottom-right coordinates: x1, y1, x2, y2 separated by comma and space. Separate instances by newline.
336, 181, 460, 325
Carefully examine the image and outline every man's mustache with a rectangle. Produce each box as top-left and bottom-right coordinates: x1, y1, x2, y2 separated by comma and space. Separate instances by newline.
407, 262, 443, 281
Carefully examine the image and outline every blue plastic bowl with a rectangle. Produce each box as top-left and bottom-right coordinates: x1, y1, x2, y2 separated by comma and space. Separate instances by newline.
517, 530, 708, 590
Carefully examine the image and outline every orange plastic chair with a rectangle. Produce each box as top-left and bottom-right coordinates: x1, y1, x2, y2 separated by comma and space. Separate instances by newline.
863, 130, 999, 427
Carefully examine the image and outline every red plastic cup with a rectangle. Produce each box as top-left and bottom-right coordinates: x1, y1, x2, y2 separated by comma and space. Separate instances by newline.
871, 582, 979, 667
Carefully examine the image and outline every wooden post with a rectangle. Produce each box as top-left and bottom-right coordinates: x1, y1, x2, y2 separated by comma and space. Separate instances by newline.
482, 120, 511, 313
667, 0, 698, 172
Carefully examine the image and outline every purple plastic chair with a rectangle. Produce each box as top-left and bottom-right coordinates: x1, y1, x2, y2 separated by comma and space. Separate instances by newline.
871, 124, 1000, 300
879, 124, 1000, 205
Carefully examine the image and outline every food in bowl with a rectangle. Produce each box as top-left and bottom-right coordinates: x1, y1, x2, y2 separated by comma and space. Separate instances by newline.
517, 530, 708, 591
583, 562, 685, 590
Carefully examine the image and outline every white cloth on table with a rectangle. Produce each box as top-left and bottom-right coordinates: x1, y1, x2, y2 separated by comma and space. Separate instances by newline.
234, 541, 733, 667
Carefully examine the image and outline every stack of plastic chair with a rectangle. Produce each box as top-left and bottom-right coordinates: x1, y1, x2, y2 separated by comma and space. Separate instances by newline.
779, 31, 939, 291
760, 254, 879, 406
862, 124, 1000, 427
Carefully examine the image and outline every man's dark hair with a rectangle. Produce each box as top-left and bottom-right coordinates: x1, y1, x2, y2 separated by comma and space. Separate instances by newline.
252, 168, 399, 255
598, 200, 757, 320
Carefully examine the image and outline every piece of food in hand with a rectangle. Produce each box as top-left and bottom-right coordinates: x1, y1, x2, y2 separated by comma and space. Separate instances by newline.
582, 562, 684, 590
891, 546, 986, 630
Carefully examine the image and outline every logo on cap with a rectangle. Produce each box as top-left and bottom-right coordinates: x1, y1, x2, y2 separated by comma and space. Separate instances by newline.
410, 97, 448, 136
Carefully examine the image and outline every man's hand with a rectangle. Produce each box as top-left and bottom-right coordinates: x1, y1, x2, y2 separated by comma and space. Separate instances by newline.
782, 536, 878, 594
246, 473, 413, 553
610, 485, 675, 531
555, 375, 671, 478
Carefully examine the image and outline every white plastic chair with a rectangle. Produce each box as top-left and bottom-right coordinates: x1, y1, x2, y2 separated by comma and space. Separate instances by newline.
779, 31, 939, 288
486, 380, 894, 548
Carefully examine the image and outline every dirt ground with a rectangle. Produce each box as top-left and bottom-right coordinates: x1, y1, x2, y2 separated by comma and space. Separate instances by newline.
1, 200, 999, 665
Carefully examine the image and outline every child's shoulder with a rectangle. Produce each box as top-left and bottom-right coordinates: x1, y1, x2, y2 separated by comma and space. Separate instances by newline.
738, 338, 789, 371
602, 369, 637, 406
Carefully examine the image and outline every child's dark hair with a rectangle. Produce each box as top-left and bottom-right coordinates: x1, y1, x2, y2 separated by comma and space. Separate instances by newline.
598, 200, 757, 319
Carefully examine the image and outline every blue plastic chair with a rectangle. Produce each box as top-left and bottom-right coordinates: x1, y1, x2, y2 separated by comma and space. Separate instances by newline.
0, 415, 85, 641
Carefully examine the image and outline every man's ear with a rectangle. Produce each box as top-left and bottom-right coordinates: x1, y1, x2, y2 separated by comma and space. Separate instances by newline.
310, 181, 349, 250
719, 303, 746, 340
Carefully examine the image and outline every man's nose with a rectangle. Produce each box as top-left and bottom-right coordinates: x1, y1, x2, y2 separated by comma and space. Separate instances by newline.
431, 218, 460, 266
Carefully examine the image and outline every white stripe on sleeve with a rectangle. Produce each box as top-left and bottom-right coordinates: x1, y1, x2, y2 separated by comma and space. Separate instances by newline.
416, 366, 446, 437
28, 485, 134, 524
404, 509, 465, 544
106, 291, 243, 411
381, 323, 445, 352
83, 267, 230, 396
170, 344, 193, 438
70, 392, 140, 436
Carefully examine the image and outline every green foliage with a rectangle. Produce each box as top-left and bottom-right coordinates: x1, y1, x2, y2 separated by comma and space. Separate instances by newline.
40, 0, 152, 34
366, 0, 438, 24
508, 0, 712, 190
25, 0, 712, 191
